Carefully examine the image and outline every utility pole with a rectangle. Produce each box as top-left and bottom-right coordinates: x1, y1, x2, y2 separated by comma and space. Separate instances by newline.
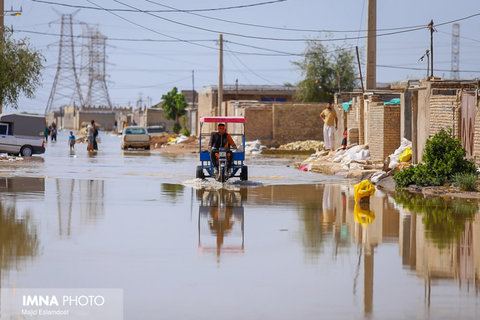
1, 0, 4, 114
218, 33, 223, 117
235, 79, 238, 101
366, 0, 376, 90
428, 20, 434, 78
192, 70, 195, 109
356, 46, 365, 145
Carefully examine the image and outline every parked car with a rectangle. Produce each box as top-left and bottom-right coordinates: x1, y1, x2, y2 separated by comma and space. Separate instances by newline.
146, 125, 165, 136
0, 113, 45, 156
121, 126, 151, 150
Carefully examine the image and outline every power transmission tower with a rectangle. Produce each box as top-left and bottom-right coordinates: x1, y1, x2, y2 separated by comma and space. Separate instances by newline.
45, 14, 84, 115
80, 25, 112, 108
451, 23, 460, 80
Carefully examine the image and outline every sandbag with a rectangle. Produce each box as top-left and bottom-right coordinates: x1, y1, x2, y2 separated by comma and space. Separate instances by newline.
399, 147, 412, 163
354, 179, 376, 203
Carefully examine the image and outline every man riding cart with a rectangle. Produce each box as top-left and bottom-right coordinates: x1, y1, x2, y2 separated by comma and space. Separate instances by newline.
196, 116, 248, 183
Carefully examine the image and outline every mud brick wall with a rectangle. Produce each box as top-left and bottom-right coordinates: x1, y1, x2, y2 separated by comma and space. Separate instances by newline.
474, 96, 480, 166
367, 104, 400, 161
272, 103, 326, 145
245, 107, 273, 141
428, 94, 460, 138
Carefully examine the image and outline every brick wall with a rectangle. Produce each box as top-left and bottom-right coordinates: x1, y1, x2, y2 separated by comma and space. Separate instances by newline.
367, 104, 400, 161
473, 92, 480, 165
245, 107, 273, 141
428, 93, 460, 138
272, 103, 328, 145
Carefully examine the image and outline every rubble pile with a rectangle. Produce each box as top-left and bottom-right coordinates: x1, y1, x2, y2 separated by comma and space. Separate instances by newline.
278, 140, 324, 152
370, 138, 412, 184
299, 144, 376, 171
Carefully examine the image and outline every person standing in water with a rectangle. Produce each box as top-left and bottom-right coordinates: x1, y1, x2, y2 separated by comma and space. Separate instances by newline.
68, 131, 76, 151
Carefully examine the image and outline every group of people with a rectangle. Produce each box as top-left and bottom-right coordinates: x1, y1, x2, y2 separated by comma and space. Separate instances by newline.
43, 120, 99, 153
68, 120, 99, 152
87, 120, 99, 152
44, 122, 58, 142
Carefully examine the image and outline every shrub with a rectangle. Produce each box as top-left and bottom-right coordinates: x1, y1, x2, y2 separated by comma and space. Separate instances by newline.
453, 172, 478, 191
172, 123, 181, 134
182, 128, 191, 136
393, 165, 415, 188
393, 128, 478, 188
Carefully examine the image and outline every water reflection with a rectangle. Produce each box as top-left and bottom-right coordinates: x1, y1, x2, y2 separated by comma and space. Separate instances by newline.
254, 184, 480, 314
394, 190, 477, 248
0, 177, 41, 277
55, 179, 105, 237
0, 177, 45, 199
161, 183, 185, 202
394, 191, 480, 304
0, 201, 40, 275
196, 188, 245, 259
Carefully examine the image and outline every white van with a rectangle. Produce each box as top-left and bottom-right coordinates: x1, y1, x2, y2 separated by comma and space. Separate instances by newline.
0, 113, 46, 156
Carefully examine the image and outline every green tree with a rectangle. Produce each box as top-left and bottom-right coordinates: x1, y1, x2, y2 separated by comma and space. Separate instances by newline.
0, 29, 44, 110
293, 41, 358, 102
161, 87, 187, 134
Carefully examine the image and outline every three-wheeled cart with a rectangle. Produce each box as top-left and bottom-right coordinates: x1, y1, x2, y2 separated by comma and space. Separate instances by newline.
196, 116, 248, 182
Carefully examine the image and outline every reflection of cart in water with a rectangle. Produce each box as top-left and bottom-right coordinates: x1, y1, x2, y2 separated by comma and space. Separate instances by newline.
197, 188, 245, 257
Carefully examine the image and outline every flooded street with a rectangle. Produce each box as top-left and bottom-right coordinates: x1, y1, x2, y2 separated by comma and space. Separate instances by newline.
1, 131, 479, 319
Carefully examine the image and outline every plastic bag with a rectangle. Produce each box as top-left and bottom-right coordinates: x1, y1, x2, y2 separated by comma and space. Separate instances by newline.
399, 147, 412, 162
354, 179, 376, 203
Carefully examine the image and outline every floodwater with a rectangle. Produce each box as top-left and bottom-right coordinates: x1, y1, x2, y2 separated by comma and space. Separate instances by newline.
0, 131, 479, 319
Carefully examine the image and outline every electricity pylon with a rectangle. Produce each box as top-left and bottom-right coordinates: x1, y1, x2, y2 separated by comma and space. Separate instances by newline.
45, 14, 84, 115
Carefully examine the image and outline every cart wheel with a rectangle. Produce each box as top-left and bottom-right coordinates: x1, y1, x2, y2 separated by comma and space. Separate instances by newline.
240, 166, 248, 181
196, 166, 205, 179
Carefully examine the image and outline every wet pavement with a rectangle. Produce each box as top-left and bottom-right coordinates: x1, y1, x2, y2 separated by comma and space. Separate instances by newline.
0, 131, 479, 319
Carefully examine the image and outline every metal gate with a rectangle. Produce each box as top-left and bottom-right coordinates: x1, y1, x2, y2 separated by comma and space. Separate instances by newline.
461, 92, 476, 158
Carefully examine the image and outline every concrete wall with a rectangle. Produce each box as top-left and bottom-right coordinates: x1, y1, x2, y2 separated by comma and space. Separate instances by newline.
367, 104, 401, 161
63, 106, 76, 129
144, 108, 176, 132
78, 111, 115, 131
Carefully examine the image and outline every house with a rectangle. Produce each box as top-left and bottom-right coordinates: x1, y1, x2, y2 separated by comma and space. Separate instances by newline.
404, 79, 480, 164
336, 89, 402, 162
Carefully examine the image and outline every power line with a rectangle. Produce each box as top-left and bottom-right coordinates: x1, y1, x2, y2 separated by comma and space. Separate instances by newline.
85, 0, 218, 51
114, 0, 431, 42
143, 0, 428, 34
31, 0, 446, 34
105, 1, 480, 42
32, 0, 286, 13
14, 29, 216, 42
224, 43, 279, 84
376, 64, 480, 73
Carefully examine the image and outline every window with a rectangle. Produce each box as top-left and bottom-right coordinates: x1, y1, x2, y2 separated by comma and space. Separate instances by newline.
0, 124, 7, 135
125, 128, 146, 134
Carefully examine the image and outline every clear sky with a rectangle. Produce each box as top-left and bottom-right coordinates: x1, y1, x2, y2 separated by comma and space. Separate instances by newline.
5, 0, 480, 114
